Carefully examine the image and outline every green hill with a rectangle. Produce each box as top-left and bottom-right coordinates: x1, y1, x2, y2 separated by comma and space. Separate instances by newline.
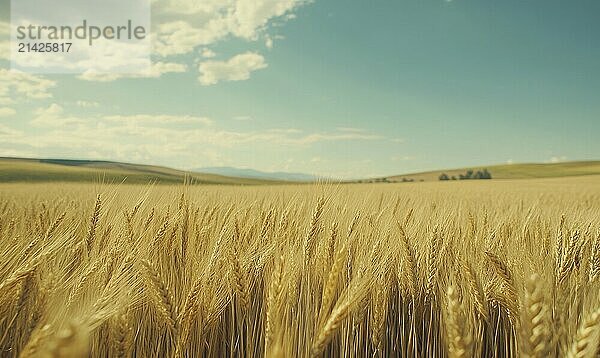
3, 157, 598, 185
0, 157, 281, 185
381, 161, 600, 183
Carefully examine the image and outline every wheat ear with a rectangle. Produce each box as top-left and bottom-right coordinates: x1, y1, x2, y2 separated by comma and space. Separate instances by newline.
567, 307, 600, 358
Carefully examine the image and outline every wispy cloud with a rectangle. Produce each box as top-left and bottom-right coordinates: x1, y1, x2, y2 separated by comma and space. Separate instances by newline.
103, 114, 213, 126
548, 156, 567, 163
0, 21, 8, 36
0, 103, 383, 168
0, 69, 56, 103
198, 52, 267, 85
336, 127, 366, 133
76, 100, 100, 108
0, 107, 16, 117
391, 155, 415, 162
0, 41, 8, 61
0, 21, 9, 59
0, 124, 23, 138
77, 62, 187, 82
31, 104, 85, 127
289, 132, 381, 145
200, 48, 217, 58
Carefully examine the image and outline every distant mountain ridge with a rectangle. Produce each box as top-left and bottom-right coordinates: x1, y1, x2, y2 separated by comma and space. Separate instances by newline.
194, 166, 321, 182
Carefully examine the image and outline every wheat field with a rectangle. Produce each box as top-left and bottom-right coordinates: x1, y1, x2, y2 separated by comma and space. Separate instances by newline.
0, 176, 599, 357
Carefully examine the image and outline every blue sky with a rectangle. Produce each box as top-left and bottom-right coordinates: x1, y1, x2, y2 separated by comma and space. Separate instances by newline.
0, 0, 599, 178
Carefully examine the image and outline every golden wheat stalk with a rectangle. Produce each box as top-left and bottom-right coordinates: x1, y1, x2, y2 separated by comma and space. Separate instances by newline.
396, 221, 417, 298
85, 195, 102, 253
484, 251, 519, 324
303, 197, 325, 267
462, 260, 487, 321
445, 284, 472, 358
140, 259, 178, 332
312, 280, 369, 356
567, 307, 600, 358
521, 274, 550, 357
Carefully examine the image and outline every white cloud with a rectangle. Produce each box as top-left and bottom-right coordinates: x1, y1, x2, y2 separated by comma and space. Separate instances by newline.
103, 114, 213, 126
11, 34, 151, 75
391, 155, 415, 162
265, 128, 302, 134
76, 100, 100, 108
0, 70, 55, 111
337, 127, 366, 133
198, 52, 267, 85
0, 124, 23, 139
0, 148, 38, 158
200, 48, 217, 58
0, 69, 56, 103
153, 21, 227, 57
234, 115, 253, 121
0, 102, 382, 171
155, 0, 231, 16
288, 132, 381, 145
549, 156, 567, 163
0, 21, 9, 36
78, 61, 187, 82
228, 0, 308, 39
149, 62, 188, 77
152, 0, 309, 57
0, 41, 9, 61
0, 107, 16, 117
0, 98, 14, 106
265, 36, 274, 49
38, 104, 64, 117
31, 103, 86, 127
76, 72, 122, 82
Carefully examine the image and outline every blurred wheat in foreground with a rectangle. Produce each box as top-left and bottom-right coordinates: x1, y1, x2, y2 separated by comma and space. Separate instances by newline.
0, 177, 599, 357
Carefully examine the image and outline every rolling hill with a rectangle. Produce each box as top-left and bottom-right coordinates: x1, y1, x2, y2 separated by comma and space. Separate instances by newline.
0, 157, 282, 185
379, 161, 600, 183
2, 157, 599, 185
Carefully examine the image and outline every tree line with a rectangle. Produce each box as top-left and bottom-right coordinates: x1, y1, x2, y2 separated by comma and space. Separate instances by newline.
439, 169, 492, 181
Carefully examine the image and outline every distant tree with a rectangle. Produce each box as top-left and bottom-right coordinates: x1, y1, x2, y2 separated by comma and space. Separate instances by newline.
455, 169, 491, 180
439, 173, 450, 181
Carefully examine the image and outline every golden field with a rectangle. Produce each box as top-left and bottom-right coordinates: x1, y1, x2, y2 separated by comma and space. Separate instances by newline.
0, 176, 599, 357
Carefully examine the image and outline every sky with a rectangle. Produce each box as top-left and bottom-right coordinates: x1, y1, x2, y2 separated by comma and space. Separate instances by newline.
0, 0, 599, 179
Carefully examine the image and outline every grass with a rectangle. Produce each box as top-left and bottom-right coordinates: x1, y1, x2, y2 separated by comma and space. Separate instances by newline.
385, 160, 600, 182
0, 175, 599, 357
